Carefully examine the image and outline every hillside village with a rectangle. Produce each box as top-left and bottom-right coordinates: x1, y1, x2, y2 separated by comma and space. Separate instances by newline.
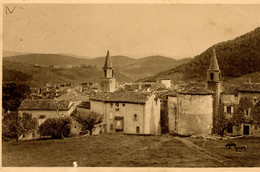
3, 46, 258, 141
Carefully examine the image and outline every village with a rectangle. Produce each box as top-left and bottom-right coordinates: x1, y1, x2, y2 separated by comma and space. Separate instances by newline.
2, 3, 260, 168
3, 49, 260, 167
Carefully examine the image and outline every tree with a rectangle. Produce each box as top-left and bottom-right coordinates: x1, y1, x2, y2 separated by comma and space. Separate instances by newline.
215, 103, 229, 136
38, 117, 72, 139
74, 111, 103, 135
232, 97, 253, 129
2, 112, 37, 142
251, 101, 260, 126
2, 83, 31, 112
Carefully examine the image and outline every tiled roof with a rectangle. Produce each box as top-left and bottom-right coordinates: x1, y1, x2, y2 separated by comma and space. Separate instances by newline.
155, 91, 177, 99
177, 86, 214, 95
239, 83, 260, 92
77, 101, 91, 109
18, 99, 71, 110
90, 91, 151, 104
221, 85, 239, 95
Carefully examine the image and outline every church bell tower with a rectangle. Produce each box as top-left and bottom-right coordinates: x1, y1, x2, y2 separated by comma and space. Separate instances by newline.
207, 48, 221, 133
100, 50, 116, 92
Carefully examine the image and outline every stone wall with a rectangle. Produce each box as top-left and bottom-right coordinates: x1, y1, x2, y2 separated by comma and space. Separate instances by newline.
177, 94, 213, 136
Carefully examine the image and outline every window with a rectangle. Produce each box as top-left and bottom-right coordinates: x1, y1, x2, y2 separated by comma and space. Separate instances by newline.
110, 103, 113, 108
134, 114, 138, 121
227, 123, 233, 133
116, 102, 119, 107
110, 123, 113, 131
227, 106, 232, 114
75, 126, 77, 128
122, 103, 125, 107
136, 126, 140, 133
253, 98, 258, 104
255, 125, 258, 130
32, 132, 36, 138
39, 115, 46, 125
210, 73, 214, 81
245, 109, 249, 116
115, 108, 119, 111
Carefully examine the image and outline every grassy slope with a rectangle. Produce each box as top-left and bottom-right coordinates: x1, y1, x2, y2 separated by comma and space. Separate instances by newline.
2, 134, 223, 167
188, 137, 260, 167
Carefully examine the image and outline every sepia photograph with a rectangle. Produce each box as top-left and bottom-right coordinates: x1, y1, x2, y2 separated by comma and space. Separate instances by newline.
2, 1, 260, 168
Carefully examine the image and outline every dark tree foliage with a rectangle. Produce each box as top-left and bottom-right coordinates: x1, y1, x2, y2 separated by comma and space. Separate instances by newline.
215, 103, 229, 136
2, 112, 37, 141
38, 117, 72, 139
74, 111, 103, 135
2, 83, 31, 112
251, 101, 260, 125
232, 97, 254, 129
153, 27, 260, 82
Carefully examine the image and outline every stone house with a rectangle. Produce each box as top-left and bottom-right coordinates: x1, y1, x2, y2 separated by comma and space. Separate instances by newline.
221, 83, 260, 136
89, 91, 161, 135
18, 99, 76, 139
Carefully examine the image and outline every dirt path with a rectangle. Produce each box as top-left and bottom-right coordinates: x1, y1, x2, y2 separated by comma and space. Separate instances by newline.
175, 137, 239, 167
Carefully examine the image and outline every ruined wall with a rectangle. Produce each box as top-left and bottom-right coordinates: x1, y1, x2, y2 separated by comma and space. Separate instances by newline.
177, 94, 213, 136
168, 96, 177, 134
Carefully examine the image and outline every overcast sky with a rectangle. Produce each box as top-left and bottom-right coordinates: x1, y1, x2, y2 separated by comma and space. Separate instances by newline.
3, 4, 260, 58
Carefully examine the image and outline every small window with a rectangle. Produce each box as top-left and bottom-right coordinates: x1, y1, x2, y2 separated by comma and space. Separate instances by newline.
75, 126, 77, 128
32, 133, 36, 138
116, 102, 119, 107
253, 98, 258, 104
136, 126, 140, 133
255, 126, 258, 130
122, 103, 125, 107
245, 109, 249, 116
23, 134, 25, 138
134, 114, 138, 121
110, 123, 113, 131
115, 108, 119, 111
210, 73, 214, 81
227, 106, 232, 114
110, 103, 113, 108
227, 123, 233, 133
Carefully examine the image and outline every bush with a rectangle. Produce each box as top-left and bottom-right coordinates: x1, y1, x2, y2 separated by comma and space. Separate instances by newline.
38, 117, 72, 139
74, 111, 103, 135
2, 112, 37, 141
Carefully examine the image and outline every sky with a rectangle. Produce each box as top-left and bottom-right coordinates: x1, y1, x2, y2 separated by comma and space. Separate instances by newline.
3, 4, 260, 59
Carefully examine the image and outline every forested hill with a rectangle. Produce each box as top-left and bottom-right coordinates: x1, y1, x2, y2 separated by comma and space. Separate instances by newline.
146, 27, 260, 82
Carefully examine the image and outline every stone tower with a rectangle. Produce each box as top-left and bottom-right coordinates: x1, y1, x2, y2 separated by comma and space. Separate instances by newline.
100, 50, 116, 92
207, 48, 221, 133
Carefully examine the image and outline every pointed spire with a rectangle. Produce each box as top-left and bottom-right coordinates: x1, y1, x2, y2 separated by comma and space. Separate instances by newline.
103, 50, 112, 69
209, 48, 219, 70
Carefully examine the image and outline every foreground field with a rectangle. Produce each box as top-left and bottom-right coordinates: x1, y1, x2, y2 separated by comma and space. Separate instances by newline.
2, 134, 260, 167
188, 136, 260, 167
